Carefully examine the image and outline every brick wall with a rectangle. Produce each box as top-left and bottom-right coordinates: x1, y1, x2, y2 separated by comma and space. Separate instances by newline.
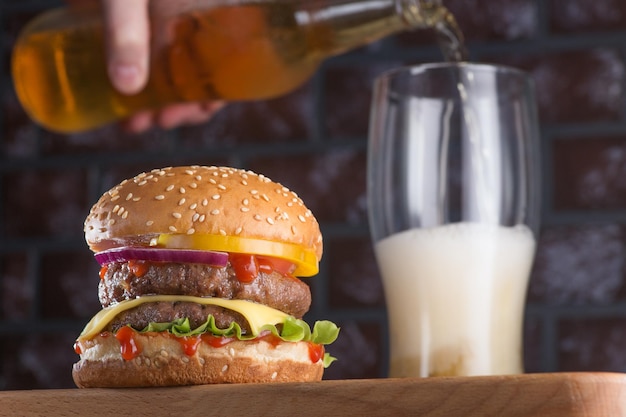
2, 0, 626, 389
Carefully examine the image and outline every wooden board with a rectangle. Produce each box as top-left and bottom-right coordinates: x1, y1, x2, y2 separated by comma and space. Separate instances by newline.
0, 372, 625, 416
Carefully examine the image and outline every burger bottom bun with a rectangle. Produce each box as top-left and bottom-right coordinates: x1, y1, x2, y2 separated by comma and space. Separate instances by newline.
73, 332, 323, 388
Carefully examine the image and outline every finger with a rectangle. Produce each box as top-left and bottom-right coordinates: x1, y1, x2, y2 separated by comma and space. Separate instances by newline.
121, 110, 154, 133
101, 0, 150, 94
157, 102, 226, 129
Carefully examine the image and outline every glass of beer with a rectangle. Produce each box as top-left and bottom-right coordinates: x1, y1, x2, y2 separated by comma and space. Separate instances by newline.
367, 63, 540, 377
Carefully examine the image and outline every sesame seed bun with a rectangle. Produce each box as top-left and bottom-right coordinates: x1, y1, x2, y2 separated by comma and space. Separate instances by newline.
73, 333, 323, 387
84, 166, 322, 261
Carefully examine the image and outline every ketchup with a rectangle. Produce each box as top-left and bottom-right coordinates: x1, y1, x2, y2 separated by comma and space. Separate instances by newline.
229, 253, 296, 283
307, 342, 324, 363
128, 259, 149, 277
178, 335, 202, 356
99, 265, 108, 281
115, 326, 142, 360
229, 253, 258, 283
202, 334, 235, 348
257, 331, 282, 348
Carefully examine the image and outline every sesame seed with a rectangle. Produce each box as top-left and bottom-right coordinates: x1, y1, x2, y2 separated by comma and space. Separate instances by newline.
199, 215, 206, 222
202, 199, 208, 206
132, 197, 141, 202
136, 180, 146, 186
291, 225, 297, 235
209, 178, 217, 184
169, 226, 177, 232
187, 228, 195, 235
222, 365, 228, 373
179, 187, 186, 194
178, 198, 186, 206
192, 213, 200, 222
111, 195, 120, 201
298, 215, 306, 223
117, 207, 125, 216
218, 184, 226, 190
146, 220, 154, 226
185, 169, 194, 175
266, 217, 275, 225
243, 199, 249, 206
122, 212, 129, 219
271, 371, 278, 380
195, 175, 202, 181
241, 180, 248, 186
250, 190, 258, 195
155, 195, 165, 200
190, 203, 197, 210
189, 183, 198, 189
211, 209, 220, 215
262, 194, 270, 202
112, 205, 120, 213
108, 219, 115, 225
172, 212, 182, 219
275, 207, 281, 213
166, 185, 175, 192
219, 229, 227, 236
287, 202, 293, 207
126, 193, 133, 201
235, 227, 242, 235
212, 194, 220, 200
254, 214, 262, 221
240, 207, 250, 212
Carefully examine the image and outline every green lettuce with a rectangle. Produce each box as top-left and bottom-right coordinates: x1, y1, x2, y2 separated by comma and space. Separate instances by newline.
137, 315, 340, 367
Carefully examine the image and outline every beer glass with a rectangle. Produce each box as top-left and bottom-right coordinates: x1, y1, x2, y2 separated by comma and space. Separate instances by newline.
367, 63, 540, 377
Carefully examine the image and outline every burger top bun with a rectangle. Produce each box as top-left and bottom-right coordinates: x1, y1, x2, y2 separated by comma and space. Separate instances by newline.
84, 166, 322, 260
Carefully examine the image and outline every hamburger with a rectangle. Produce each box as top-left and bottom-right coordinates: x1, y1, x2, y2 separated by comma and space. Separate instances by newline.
72, 165, 339, 388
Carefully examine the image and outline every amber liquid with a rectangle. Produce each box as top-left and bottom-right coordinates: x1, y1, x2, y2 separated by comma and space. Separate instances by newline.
13, 2, 467, 133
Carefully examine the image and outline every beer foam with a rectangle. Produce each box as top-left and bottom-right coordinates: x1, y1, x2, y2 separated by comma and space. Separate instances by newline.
375, 222, 536, 377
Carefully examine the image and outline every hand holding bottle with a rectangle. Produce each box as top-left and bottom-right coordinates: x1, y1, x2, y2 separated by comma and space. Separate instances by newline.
67, 0, 225, 133
15, 0, 462, 134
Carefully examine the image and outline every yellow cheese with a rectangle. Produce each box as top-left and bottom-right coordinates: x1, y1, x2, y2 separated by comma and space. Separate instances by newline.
78, 295, 289, 341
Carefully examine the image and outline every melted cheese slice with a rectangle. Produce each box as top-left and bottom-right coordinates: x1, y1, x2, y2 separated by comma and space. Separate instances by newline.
78, 295, 289, 341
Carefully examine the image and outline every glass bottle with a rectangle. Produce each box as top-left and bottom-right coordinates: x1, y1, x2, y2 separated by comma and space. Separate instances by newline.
12, 0, 464, 133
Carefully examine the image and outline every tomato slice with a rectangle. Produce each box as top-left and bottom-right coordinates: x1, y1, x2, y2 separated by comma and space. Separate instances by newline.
156, 233, 318, 277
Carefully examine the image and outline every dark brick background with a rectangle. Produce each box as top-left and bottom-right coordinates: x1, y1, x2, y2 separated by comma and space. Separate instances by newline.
2, 0, 626, 389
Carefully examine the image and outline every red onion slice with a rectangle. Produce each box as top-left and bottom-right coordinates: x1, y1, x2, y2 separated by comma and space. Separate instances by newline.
95, 247, 228, 267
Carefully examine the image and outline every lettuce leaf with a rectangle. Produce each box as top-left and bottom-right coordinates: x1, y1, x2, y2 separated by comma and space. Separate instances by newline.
137, 315, 340, 367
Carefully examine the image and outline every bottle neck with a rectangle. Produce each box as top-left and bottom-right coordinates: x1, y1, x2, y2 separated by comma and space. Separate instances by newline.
303, 0, 465, 61
397, 0, 445, 28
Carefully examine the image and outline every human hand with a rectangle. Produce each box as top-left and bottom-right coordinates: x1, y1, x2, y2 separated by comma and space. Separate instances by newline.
68, 0, 225, 133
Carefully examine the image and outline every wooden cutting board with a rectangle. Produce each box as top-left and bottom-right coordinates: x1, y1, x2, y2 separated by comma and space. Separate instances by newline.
0, 372, 625, 416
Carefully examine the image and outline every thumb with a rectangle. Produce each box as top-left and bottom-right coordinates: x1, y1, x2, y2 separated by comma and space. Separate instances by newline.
102, 0, 150, 94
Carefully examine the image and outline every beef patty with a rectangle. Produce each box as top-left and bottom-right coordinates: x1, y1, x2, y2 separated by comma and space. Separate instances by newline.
106, 301, 252, 335
99, 261, 311, 318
